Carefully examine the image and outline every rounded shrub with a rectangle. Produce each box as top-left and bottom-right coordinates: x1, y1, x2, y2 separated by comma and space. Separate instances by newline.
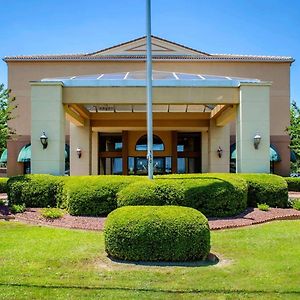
104, 206, 210, 262
285, 177, 300, 192
0, 178, 8, 193
7, 175, 64, 207
240, 174, 288, 207
117, 180, 184, 207
64, 175, 146, 216
118, 174, 248, 217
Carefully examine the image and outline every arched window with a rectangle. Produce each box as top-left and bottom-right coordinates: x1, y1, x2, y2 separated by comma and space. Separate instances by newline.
135, 135, 164, 151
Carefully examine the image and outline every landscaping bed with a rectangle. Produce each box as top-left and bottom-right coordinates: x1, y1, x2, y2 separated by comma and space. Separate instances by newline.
11, 206, 300, 231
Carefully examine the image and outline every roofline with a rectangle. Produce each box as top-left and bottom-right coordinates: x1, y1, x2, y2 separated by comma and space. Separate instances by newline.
3, 55, 295, 63
87, 35, 211, 56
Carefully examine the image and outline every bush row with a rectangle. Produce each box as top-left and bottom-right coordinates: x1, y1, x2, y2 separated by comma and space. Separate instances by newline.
105, 206, 210, 261
285, 177, 300, 192
6, 173, 289, 217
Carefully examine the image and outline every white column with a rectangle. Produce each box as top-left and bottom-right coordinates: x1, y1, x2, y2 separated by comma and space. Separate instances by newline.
236, 84, 270, 173
31, 83, 65, 175
208, 119, 230, 173
70, 120, 91, 175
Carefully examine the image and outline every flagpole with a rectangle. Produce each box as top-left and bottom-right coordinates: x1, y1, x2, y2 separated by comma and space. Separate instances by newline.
146, 0, 153, 179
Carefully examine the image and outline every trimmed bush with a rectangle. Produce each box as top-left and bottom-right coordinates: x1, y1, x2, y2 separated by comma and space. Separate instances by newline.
0, 178, 8, 193
64, 176, 146, 216
285, 177, 300, 192
105, 206, 210, 262
117, 179, 184, 207
119, 174, 248, 217
7, 175, 64, 208
240, 174, 288, 207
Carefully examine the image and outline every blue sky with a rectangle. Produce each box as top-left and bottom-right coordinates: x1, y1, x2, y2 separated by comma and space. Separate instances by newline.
0, 0, 299, 102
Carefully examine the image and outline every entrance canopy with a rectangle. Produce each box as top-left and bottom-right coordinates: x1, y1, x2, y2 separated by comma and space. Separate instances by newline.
42, 70, 261, 88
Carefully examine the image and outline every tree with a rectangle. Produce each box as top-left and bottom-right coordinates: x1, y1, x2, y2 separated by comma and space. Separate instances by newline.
286, 101, 300, 172
0, 83, 17, 154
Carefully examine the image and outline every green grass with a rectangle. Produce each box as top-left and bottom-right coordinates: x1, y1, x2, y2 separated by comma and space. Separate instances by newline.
0, 220, 300, 299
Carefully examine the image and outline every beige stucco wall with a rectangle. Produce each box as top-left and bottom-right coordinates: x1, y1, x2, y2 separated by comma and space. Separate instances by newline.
6, 59, 291, 175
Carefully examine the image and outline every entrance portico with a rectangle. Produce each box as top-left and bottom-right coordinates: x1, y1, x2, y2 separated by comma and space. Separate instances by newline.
30, 70, 271, 176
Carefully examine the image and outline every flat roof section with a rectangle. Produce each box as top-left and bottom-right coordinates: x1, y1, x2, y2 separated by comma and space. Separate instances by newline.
40, 70, 263, 88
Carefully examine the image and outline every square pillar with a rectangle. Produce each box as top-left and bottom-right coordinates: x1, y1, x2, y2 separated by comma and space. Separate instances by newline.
31, 83, 65, 175
70, 120, 91, 175
236, 84, 270, 173
208, 120, 230, 173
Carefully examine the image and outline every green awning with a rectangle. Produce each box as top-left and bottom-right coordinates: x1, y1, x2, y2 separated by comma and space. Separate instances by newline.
0, 149, 7, 163
17, 144, 69, 163
230, 144, 281, 162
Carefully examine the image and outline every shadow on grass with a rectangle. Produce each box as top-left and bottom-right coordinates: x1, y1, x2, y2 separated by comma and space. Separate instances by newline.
107, 252, 219, 268
0, 282, 299, 296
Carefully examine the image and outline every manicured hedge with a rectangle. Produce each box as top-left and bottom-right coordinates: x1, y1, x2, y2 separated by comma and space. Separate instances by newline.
240, 174, 288, 207
117, 179, 184, 207
285, 177, 300, 192
119, 174, 248, 217
7, 174, 64, 207
105, 206, 210, 261
0, 178, 8, 193
64, 176, 146, 216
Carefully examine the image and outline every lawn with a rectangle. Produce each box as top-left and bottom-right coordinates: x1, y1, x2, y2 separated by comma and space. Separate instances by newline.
0, 220, 300, 299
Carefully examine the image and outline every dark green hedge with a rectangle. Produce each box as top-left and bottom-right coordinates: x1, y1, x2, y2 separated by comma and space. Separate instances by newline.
118, 174, 248, 217
285, 177, 300, 192
240, 174, 288, 207
104, 206, 210, 262
117, 179, 184, 207
7, 175, 64, 207
0, 178, 8, 193
64, 176, 146, 216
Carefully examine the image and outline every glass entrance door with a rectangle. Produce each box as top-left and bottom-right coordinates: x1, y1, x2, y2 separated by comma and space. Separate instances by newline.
128, 157, 171, 175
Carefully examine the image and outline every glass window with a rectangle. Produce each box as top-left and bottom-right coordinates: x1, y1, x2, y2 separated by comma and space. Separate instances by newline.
177, 158, 186, 173
135, 135, 164, 151
112, 158, 122, 175
99, 134, 122, 152
177, 133, 201, 152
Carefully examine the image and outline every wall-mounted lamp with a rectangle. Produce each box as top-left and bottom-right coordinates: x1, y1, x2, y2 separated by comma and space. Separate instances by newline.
253, 134, 262, 149
217, 146, 223, 158
40, 132, 48, 149
76, 147, 82, 159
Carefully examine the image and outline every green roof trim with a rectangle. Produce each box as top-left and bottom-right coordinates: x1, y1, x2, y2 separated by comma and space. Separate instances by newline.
0, 149, 7, 163
17, 144, 69, 163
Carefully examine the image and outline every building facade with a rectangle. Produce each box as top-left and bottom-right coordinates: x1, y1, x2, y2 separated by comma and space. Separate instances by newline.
4, 36, 294, 176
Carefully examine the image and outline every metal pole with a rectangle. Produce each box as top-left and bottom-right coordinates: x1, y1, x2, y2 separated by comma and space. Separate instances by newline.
146, 0, 153, 179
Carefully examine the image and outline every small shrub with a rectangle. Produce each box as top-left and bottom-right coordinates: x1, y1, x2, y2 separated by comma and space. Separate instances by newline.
285, 177, 300, 192
257, 203, 270, 211
105, 206, 210, 262
0, 178, 8, 193
7, 175, 64, 208
0, 199, 5, 206
240, 174, 288, 208
291, 198, 300, 210
41, 207, 64, 219
10, 203, 26, 214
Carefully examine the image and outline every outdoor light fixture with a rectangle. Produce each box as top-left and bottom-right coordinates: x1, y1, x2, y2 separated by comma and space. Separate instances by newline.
253, 134, 262, 149
40, 131, 48, 149
217, 146, 223, 158
76, 147, 82, 159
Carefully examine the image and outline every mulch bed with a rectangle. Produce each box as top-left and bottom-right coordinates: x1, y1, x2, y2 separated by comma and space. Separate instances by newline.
0, 206, 298, 231
1, 192, 300, 231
